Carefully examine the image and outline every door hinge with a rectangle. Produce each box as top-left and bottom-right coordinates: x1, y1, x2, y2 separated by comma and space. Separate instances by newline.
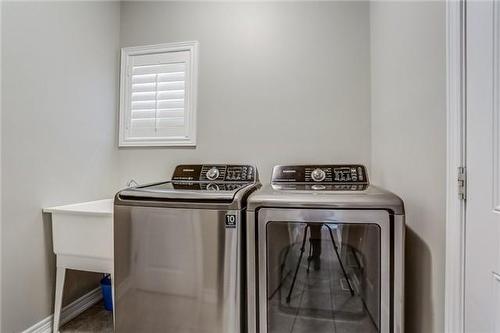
458, 166, 466, 200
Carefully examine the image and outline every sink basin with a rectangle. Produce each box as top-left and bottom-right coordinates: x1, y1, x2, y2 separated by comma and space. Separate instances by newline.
44, 199, 113, 261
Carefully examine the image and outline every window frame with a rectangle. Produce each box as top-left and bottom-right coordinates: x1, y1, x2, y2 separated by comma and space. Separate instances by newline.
118, 41, 199, 147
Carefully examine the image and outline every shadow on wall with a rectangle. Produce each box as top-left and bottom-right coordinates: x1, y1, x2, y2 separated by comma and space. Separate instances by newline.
43, 213, 56, 294
405, 227, 433, 333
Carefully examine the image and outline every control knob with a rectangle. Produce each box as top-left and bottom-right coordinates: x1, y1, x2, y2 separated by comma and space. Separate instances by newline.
206, 167, 220, 181
206, 183, 220, 191
311, 168, 326, 182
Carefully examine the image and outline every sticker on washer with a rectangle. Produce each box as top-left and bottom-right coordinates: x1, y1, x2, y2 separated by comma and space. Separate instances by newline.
225, 214, 237, 228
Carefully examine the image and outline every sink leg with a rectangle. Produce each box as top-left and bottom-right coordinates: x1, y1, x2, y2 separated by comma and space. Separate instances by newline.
53, 267, 66, 333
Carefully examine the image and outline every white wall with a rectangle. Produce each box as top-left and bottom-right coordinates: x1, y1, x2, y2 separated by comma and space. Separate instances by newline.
118, 1, 372, 184
370, 2, 446, 333
1, 2, 120, 332
0, 1, 3, 329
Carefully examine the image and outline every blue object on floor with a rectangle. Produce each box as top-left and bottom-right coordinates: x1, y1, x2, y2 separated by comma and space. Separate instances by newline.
100, 275, 113, 311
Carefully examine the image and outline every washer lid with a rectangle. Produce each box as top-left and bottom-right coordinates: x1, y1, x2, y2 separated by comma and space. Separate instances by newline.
117, 164, 259, 203
118, 181, 254, 202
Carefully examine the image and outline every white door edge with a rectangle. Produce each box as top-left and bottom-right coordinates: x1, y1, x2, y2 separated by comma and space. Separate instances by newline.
444, 1, 466, 333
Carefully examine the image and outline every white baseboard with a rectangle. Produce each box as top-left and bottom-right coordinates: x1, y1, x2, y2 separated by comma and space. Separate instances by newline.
21, 287, 103, 333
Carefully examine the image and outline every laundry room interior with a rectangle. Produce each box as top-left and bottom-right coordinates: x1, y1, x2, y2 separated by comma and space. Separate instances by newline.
1, 1, 450, 333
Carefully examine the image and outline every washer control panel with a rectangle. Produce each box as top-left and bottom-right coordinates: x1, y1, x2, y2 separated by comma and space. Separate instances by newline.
172, 164, 256, 182
272, 165, 368, 184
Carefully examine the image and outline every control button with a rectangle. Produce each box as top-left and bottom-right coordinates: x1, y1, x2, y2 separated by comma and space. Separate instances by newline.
206, 183, 220, 191
206, 167, 220, 181
312, 184, 326, 190
358, 167, 364, 180
311, 168, 326, 182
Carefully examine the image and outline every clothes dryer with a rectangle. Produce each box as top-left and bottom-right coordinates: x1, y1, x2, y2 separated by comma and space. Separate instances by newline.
247, 165, 404, 333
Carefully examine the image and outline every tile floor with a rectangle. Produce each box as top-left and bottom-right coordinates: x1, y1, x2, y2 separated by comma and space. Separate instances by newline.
60, 301, 113, 332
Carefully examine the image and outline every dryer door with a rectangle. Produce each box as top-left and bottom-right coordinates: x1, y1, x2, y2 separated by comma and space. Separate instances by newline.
256, 209, 391, 333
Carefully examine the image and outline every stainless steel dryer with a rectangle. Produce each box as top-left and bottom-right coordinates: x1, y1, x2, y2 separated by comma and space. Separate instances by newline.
247, 165, 404, 333
114, 164, 259, 333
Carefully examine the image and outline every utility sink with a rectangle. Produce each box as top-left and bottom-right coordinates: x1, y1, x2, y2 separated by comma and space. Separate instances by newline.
43, 198, 114, 333
44, 199, 113, 261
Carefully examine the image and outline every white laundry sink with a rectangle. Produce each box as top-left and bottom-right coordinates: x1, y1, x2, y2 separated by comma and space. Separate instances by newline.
44, 199, 113, 261
44, 198, 114, 333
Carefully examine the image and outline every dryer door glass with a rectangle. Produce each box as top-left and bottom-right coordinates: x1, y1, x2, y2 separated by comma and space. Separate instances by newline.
266, 222, 380, 333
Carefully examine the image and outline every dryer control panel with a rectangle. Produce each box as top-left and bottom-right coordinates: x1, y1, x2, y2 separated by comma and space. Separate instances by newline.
172, 164, 256, 182
272, 165, 368, 184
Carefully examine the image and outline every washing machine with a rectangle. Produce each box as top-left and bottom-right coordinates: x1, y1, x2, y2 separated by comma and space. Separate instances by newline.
114, 164, 259, 333
247, 165, 404, 333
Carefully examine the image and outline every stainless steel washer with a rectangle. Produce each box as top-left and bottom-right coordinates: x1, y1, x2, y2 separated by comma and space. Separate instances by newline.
247, 165, 404, 333
114, 164, 259, 333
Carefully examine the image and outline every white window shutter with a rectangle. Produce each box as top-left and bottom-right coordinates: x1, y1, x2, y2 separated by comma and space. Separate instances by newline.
119, 42, 198, 147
